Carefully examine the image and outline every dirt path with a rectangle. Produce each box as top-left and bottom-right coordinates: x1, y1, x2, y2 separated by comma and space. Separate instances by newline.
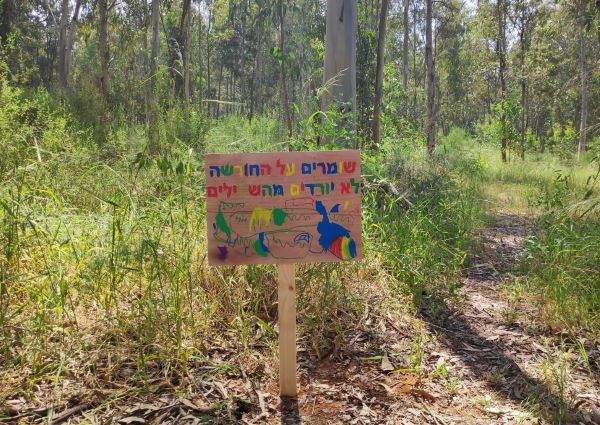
418, 213, 600, 425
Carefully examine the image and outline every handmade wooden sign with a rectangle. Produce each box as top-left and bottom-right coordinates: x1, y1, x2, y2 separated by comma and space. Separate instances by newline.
205, 150, 362, 266
205, 150, 361, 399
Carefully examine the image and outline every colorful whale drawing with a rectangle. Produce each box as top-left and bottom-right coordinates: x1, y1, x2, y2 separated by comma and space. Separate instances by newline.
315, 201, 357, 260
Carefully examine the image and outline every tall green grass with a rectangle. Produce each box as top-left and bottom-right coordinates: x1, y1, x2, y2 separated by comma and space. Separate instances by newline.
0, 83, 486, 397
522, 161, 600, 335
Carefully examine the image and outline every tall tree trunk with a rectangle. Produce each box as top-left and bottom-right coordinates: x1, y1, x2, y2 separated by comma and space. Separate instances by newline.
180, 0, 191, 100
278, 0, 293, 141
216, 62, 223, 120
402, 0, 409, 94
64, 0, 83, 88
58, 0, 69, 88
578, 12, 588, 158
239, 2, 247, 117
252, 31, 264, 119
322, 0, 358, 148
147, 0, 160, 156
225, 73, 230, 115
596, 1, 600, 48
373, 0, 389, 145
197, 12, 203, 109
206, 8, 212, 117
98, 0, 111, 148
180, 0, 192, 140
425, 0, 435, 156
497, 0, 507, 163
519, 30, 526, 160
412, 1, 418, 119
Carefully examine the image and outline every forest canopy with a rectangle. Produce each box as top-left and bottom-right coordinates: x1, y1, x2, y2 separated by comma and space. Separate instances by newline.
0, 0, 598, 158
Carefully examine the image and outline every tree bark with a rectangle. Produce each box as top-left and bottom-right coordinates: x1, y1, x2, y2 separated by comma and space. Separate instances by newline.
412, 1, 418, 120
322, 0, 358, 148
206, 8, 212, 117
64, 0, 83, 88
197, 11, 203, 109
402, 0, 409, 93
252, 30, 264, 119
373, 0, 389, 146
180, 0, 192, 108
519, 29, 526, 160
180, 0, 192, 140
278, 0, 293, 141
58, 0, 69, 88
147, 0, 160, 156
98, 0, 111, 148
497, 0, 507, 162
578, 6, 587, 158
596, 1, 600, 49
239, 1, 247, 118
216, 61, 223, 120
425, 0, 435, 156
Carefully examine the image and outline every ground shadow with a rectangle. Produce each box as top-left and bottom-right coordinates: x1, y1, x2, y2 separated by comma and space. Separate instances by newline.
280, 396, 301, 425
420, 300, 598, 424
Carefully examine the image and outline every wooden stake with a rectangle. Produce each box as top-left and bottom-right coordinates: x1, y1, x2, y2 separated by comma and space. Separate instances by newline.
277, 264, 297, 397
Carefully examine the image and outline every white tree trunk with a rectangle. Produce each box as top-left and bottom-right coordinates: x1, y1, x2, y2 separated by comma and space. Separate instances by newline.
322, 0, 357, 148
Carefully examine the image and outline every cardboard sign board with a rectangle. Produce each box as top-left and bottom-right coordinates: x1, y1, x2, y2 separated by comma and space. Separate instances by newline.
205, 150, 362, 266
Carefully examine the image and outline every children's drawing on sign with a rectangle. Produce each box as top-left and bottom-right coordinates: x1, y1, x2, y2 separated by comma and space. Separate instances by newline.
205, 150, 362, 265
210, 199, 358, 262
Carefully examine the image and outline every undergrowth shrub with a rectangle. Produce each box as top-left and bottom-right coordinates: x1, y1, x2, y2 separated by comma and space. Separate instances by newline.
362, 133, 485, 311
523, 160, 600, 334
1, 105, 485, 386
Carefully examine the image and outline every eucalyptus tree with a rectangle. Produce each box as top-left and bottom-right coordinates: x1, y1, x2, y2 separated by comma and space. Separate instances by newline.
496, 0, 508, 162
425, 0, 435, 155
98, 0, 111, 148
148, 0, 160, 155
511, 0, 539, 159
373, 0, 390, 145
322, 0, 358, 148
577, 0, 588, 157
403, 0, 410, 93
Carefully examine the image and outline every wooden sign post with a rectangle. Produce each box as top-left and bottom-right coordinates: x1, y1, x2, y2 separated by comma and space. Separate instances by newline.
277, 264, 296, 396
205, 151, 362, 397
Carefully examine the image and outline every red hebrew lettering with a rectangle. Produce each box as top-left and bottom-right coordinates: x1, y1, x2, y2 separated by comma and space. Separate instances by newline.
343, 161, 357, 173
249, 185, 261, 196
341, 182, 351, 194
260, 164, 272, 176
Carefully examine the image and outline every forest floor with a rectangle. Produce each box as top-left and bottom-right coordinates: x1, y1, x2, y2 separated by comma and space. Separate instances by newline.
13, 208, 597, 425
267, 212, 599, 425
3, 169, 600, 424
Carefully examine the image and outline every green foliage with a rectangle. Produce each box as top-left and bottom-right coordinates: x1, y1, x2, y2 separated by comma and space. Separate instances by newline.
291, 98, 357, 150
476, 99, 522, 155
523, 159, 600, 333
547, 122, 578, 160
362, 133, 485, 309
0, 78, 86, 174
